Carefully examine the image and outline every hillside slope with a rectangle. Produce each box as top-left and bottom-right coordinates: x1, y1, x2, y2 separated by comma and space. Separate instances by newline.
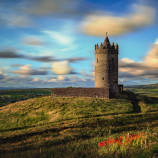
0, 92, 158, 158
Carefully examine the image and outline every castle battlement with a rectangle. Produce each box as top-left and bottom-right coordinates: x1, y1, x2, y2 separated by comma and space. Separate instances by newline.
95, 43, 118, 50
95, 34, 118, 54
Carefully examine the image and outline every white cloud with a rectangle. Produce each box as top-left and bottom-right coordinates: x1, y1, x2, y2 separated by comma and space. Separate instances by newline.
80, 4, 156, 36
14, 65, 48, 76
47, 75, 69, 82
48, 79, 56, 82
120, 58, 135, 64
52, 61, 72, 75
43, 30, 73, 45
0, 73, 95, 88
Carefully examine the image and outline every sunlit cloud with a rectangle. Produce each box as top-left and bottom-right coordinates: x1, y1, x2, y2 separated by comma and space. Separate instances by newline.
144, 39, 158, 68
52, 61, 73, 75
14, 65, 48, 76
57, 75, 66, 81
80, 4, 156, 36
119, 39, 158, 80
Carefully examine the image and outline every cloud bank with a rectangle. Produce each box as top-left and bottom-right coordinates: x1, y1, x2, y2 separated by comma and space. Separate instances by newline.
0, 50, 24, 58
119, 39, 158, 81
14, 65, 48, 76
0, 49, 86, 63
24, 0, 79, 16
81, 4, 156, 36
0, 14, 33, 28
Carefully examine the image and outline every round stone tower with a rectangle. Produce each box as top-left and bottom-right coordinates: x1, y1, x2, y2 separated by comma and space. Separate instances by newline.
95, 34, 119, 94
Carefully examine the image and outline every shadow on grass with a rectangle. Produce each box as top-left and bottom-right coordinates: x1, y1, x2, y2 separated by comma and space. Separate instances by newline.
1, 111, 158, 145
125, 91, 141, 113
1, 120, 158, 155
111, 91, 141, 113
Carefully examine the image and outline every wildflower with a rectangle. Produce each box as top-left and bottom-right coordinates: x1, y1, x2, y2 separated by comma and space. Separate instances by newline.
98, 132, 145, 148
98, 141, 106, 147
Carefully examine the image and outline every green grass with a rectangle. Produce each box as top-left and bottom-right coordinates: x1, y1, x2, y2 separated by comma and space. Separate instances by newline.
0, 97, 133, 131
0, 88, 51, 107
0, 88, 158, 158
0, 88, 51, 95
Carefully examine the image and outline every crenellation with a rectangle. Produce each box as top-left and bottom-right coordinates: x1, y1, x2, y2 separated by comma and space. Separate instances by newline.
100, 42, 103, 49
111, 42, 115, 49
96, 43, 99, 49
115, 43, 118, 50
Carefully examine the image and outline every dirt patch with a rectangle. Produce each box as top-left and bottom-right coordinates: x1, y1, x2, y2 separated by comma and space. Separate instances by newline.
47, 110, 60, 122
59, 128, 80, 136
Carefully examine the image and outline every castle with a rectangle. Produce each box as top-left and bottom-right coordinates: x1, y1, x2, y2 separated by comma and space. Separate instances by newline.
95, 33, 119, 94
51, 34, 123, 98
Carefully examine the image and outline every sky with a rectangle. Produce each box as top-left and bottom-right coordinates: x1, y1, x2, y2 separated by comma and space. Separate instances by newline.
0, 0, 158, 88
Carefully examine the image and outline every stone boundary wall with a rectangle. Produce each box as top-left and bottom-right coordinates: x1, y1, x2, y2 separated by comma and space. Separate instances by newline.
51, 88, 109, 98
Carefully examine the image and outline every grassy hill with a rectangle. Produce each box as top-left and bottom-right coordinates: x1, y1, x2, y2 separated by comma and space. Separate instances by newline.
0, 90, 158, 158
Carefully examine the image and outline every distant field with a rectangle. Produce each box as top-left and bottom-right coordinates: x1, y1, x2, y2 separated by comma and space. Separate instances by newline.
125, 83, 158, 89
125, 88, 158, 97
0, 88, 158, 157
125, 83, 158, 97
0, 89, 51, 107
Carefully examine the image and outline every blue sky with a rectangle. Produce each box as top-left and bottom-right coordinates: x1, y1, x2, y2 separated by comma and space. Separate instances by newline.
0, 0, 158, 88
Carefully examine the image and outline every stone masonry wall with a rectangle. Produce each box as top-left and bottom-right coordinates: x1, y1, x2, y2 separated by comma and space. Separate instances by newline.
51, 88, 109, 98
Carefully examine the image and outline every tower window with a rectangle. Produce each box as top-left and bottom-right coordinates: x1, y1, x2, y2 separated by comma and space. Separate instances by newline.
109, 66, 112, 70
102, 77, 104, 80
97, 58, 98, 63
111, 58, 114, 62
